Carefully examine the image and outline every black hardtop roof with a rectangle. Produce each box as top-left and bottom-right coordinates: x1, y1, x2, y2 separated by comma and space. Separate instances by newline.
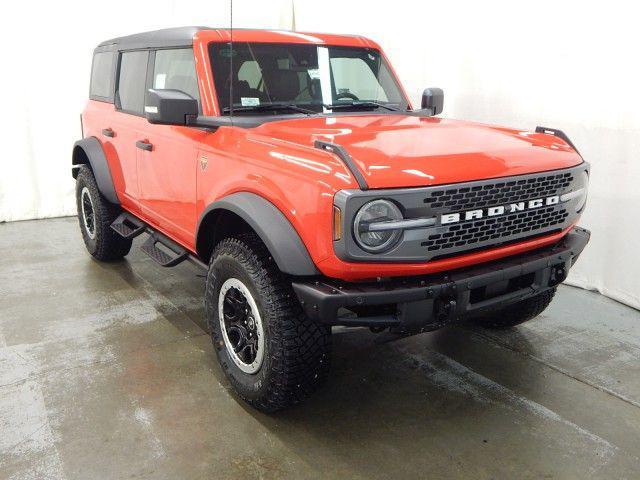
96, 26, 209, 51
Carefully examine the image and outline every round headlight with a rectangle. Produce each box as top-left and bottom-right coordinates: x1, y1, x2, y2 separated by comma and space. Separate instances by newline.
576, 170, 589, 212
353, 199, 403, 252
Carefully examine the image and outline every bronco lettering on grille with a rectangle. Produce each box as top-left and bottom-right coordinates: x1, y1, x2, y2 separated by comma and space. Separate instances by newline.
440, 195, 560, 225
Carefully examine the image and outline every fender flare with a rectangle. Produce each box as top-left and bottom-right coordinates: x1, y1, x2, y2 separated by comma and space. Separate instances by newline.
72, 137, 119, 204
197, 192, 319, 276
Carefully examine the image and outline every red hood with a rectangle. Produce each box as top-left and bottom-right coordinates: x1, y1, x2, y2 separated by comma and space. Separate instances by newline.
252, 114, 583, 189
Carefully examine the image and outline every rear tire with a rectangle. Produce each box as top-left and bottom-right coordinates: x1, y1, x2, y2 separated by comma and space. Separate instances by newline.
470, 288, 556, 329
205, 233, 331, 412
75, 166, 132, 261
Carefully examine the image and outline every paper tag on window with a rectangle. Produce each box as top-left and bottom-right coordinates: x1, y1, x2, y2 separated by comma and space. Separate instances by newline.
307, 68, 320, 80
155, 73, 166, 89
241, 97, 260, 106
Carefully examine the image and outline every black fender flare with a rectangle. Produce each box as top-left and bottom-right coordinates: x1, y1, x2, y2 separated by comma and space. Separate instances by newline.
72, 137, 119, 204
197, 192, 319, 276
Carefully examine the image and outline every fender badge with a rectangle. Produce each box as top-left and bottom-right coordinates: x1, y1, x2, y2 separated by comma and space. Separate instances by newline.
200, 155, 208, 171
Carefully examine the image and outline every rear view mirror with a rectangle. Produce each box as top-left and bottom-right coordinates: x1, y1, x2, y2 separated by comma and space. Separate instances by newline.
421, 88, 444, 115
145, 89, 198, 125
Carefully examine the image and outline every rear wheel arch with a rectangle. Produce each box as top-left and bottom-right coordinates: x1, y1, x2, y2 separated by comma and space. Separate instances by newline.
72, 137, 119, 205
196, 192, 319, 276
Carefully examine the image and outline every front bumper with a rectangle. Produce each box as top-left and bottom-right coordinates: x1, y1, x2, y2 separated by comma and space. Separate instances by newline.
292, 226, 590, 331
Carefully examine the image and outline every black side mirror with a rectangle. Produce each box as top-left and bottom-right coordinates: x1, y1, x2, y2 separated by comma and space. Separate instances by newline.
145, 89, 198, 125
421, 88, 444, 115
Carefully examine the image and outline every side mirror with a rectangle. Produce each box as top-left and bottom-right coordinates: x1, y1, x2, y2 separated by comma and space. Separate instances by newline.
421, 88, 444, 115
145, 89, 198, 125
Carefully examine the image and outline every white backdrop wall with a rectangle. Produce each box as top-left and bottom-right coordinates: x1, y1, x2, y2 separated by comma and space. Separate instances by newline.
1, 0, 638, 309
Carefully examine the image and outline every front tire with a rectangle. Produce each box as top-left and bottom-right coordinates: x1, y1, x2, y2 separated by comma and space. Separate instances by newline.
205, 233, 331, 412
75, 166, 132, 261
470, 287, 557, 329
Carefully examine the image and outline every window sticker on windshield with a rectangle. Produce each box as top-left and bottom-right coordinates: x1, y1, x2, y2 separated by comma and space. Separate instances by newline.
307, 68, 320, 80
241, 97, 260, 107
155, 73, 166, 89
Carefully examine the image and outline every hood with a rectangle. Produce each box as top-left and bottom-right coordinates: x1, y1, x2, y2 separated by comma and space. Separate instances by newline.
252, 114, 583, 189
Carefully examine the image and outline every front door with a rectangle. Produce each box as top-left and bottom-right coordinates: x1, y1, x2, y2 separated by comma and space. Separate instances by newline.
136, 48, 203, 247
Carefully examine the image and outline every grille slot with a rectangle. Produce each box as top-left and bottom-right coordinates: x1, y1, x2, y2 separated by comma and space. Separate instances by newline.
423, 172, 573, 211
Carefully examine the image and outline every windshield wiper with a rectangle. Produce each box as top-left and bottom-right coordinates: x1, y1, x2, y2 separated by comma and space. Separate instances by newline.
324, 101, 400, 112
223, 103, 317, 115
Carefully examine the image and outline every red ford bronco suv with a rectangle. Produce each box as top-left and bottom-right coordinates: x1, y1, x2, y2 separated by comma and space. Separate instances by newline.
73, 27, 590, 411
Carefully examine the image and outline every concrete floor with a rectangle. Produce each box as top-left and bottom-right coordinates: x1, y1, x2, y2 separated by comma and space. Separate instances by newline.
1, 217, 640, 479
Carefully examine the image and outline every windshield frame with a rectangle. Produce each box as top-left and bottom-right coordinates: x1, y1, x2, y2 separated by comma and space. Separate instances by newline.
207, 41, 411, 116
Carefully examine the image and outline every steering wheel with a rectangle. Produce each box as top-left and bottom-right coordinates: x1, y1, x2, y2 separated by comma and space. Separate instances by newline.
334, 91, 360, 101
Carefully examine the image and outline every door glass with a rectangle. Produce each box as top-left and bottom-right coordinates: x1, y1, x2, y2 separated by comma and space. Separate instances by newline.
153, 49, 200, 103
117, 51, 148, 115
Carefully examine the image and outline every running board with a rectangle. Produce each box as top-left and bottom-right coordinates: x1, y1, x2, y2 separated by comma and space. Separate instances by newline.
140, 234, 189, 267
110, 211, 206, 270
111, 213, 145, 239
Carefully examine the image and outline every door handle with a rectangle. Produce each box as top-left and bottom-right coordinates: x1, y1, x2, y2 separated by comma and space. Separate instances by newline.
102, 128, 115, 138
136, 140, 153, 151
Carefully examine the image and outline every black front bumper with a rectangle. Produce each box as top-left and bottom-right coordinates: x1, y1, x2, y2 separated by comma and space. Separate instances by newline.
292, 227, 590, 331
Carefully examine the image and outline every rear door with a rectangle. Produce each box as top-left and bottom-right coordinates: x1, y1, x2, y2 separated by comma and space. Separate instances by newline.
136, 48, 202, 246
110, 50, 150, 214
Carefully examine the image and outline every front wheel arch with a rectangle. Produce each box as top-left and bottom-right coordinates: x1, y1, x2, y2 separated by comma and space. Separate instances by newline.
196, 192, 319, 276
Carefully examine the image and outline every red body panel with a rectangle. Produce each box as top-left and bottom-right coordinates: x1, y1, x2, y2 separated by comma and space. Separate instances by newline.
82, 29, 584, 281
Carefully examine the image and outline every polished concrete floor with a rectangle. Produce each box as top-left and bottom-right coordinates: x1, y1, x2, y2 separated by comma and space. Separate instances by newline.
1, 217, 640, 479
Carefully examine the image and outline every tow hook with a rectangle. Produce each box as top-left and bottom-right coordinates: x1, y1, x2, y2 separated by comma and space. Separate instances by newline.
550, 264, 568, 286
436, 297, 457, 322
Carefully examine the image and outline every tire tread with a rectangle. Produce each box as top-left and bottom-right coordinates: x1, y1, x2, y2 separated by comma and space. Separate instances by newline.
205, 233, 331, 412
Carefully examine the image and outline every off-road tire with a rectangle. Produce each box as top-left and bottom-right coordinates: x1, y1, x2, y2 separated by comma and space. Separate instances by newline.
75, 165, 132, 261
205, 233, 331, 412
471, 287, 557, 329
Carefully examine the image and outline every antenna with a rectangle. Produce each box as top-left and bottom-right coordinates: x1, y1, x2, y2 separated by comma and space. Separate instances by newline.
229, 0, 234, 123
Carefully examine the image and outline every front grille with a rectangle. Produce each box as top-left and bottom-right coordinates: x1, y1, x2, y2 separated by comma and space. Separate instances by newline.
334, 163, 586, 263
423, 172, 573, 211
422, 206, 569, 252
419, 170, 576, 257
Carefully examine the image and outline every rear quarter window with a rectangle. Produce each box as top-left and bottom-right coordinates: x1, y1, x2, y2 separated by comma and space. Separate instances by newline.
90, 52, 115, 100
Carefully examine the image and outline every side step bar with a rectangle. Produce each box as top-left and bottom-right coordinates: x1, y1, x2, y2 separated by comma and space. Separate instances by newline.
111, 213, 146, 239
140, 234, 189, 267
110, 212, 207, 270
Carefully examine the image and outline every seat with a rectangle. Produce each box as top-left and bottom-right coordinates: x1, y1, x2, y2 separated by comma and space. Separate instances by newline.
261, 68, 300, 102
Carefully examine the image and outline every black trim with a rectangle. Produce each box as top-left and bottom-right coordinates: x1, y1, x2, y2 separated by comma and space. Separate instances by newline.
71, 137, 119, 204
292, 226, 590, 330
535, 126, 581, 156
96, 27, 207, 52
196, 192, 319, 276
314, 140, 368, 190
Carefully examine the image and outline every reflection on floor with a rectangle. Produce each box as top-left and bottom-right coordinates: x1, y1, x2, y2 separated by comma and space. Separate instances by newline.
1, 217, 639, 479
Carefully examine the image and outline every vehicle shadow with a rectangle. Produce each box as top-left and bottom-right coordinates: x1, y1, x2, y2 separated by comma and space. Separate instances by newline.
101, 250, 551, 477
237, 325, 542, 477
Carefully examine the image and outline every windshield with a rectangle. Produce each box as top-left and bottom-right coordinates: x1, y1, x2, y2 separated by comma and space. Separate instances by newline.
209, 42, 409, 114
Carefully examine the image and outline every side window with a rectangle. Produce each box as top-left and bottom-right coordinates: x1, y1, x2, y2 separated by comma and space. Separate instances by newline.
90, 52, 115, 99
153, 49, 200, 103
117, 51, 149, 115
